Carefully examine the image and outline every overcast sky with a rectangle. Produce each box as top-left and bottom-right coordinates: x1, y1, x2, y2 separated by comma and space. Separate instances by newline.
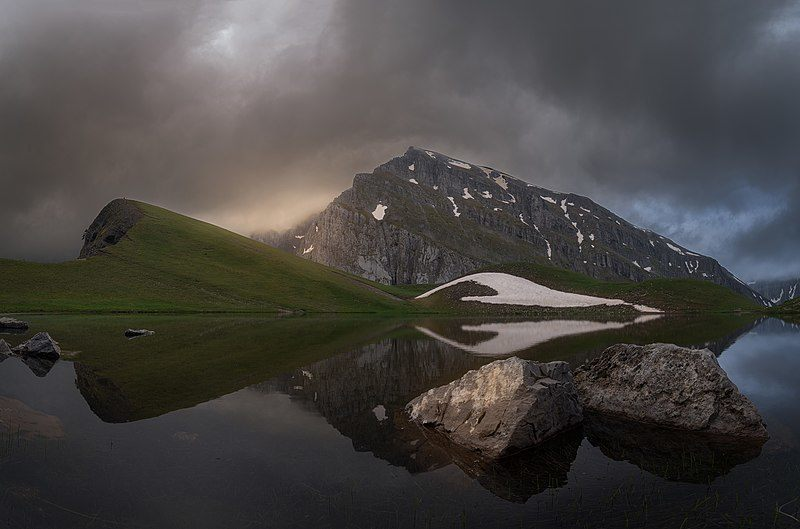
1, 0, 798, 280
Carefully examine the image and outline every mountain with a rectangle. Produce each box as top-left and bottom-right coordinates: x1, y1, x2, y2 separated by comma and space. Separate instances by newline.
750, 278, 799, 306
0, 199, 409, 313
256, 147, 765, 305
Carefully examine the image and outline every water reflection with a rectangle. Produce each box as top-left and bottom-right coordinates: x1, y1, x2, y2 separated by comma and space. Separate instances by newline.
1, 314, 797, 528
416, 316, 662, 356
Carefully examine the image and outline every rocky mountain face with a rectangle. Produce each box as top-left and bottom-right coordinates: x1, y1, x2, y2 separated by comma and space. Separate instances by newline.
749, 278, 799, 306
255, 147, 764, 304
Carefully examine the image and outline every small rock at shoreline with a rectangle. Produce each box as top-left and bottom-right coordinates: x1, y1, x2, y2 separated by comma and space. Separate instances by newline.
125, 329, 155, 338
0, 317, 29, 330
406, 357, 583, 458
574, 343, 768, 441
0, 339, 11, 355
12, 332, 61, 360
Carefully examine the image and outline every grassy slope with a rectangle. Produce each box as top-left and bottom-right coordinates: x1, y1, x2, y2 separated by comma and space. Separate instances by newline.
0, 201, 410, 313
413, 261, 760, 313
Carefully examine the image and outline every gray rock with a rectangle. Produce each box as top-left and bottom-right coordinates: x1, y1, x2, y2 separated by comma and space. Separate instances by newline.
0, 317, 29, 330
255, 147, 765, 305
0, 339, 11, 355
79, 198, 143, 258
574, 343, 768, 440
406, 357, 583, 458
125, 329, 155, 338
13, 332, 61, 360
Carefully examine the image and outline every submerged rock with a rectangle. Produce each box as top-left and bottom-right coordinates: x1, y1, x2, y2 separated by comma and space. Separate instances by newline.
406, 357, 583, 458
125, 329, 155, 338
583, 412, 764, 484
0, 317, 29, 330
13, 332, 61, 360
574, 343, 768, 440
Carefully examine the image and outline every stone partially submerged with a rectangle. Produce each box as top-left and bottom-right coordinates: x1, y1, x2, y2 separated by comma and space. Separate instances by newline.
574, 343, 768, 440
0, 339, 11, 355
0, 317, 29, 330
406, 357, 583, 458
13, 332, 61, 360
125, 329, 155, 338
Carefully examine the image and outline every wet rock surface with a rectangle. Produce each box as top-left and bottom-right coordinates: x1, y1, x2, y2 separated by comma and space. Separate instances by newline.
125, 329, 155, 338
12, 332, 62, 360
0, 317, 29, 330
406, 357, 583, 458
574, 343, 768, 440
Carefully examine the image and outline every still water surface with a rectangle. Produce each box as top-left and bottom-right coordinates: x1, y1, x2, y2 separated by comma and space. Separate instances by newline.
0, 314, 798, 528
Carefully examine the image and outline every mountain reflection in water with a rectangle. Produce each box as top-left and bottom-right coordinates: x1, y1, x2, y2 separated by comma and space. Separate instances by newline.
1, 314, 797, 529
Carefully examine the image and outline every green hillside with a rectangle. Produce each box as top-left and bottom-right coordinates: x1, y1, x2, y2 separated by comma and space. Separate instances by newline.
0, 200, 410, 313
413, 261, 760, 313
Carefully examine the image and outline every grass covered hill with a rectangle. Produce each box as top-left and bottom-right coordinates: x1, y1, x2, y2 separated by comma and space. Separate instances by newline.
413, 261, 761, 313
0, 199, 416, 313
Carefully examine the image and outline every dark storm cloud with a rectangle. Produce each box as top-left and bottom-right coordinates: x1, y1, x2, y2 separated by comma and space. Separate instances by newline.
1, 0, 798, 279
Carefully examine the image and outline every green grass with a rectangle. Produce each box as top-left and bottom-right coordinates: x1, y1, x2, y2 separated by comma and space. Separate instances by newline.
0, 200, 763, 315
0, 200, 414, 313
413, 261, 760, 313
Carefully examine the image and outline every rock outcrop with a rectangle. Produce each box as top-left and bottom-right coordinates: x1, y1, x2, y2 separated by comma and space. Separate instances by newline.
13, 332, 61, 360
0, 339, 11, 355
0, 317, 29, 330
406, 357, 583, 458
79, 198, 143, 258
256, 147, 765, 305
574, 343, 768, 440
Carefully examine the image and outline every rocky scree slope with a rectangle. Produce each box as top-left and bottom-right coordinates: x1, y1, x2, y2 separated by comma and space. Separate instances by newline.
256, 147, 764, 305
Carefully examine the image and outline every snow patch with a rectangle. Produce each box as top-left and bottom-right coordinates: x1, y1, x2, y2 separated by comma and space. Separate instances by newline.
666, 242, 685, 255
372, 405, 387, 422
408, 178, 418, 184
519, 213, 529, 226
449, 160, 471, 169
589, 233, 595, 241
302, 245, 314, 255
480, 190, 492, 199
371, 204, 387, 220
493, 175, 509, 190
540, 196, 557, 204
294, 235, 304, 239
424, 151, 436, 158
408, 163, 415, 171
416, 272, 661, 312
447, 197, 460, 217
532, 224, 552, 259
462, 187, 474, 199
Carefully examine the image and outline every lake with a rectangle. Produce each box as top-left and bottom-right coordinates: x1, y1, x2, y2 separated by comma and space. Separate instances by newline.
0, 314, 798, 528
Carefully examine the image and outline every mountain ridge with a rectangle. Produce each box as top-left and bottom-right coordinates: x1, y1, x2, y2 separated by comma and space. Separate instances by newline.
256, 147, 765, 305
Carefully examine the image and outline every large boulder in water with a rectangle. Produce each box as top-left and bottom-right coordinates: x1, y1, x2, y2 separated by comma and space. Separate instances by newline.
406, 357, 583, 458
574, 343, 768, 440
13, 332, 61, 360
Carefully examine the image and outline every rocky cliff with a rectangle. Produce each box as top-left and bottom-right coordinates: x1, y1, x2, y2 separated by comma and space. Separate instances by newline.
255, 147, 764, 304
79, 198, 143, 258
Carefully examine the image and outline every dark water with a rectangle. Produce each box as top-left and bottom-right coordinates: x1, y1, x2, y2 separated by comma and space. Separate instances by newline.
0, 314, 798, 528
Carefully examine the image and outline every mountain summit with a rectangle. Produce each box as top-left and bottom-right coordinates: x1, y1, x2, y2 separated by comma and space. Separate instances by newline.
256, 147, 764, 304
